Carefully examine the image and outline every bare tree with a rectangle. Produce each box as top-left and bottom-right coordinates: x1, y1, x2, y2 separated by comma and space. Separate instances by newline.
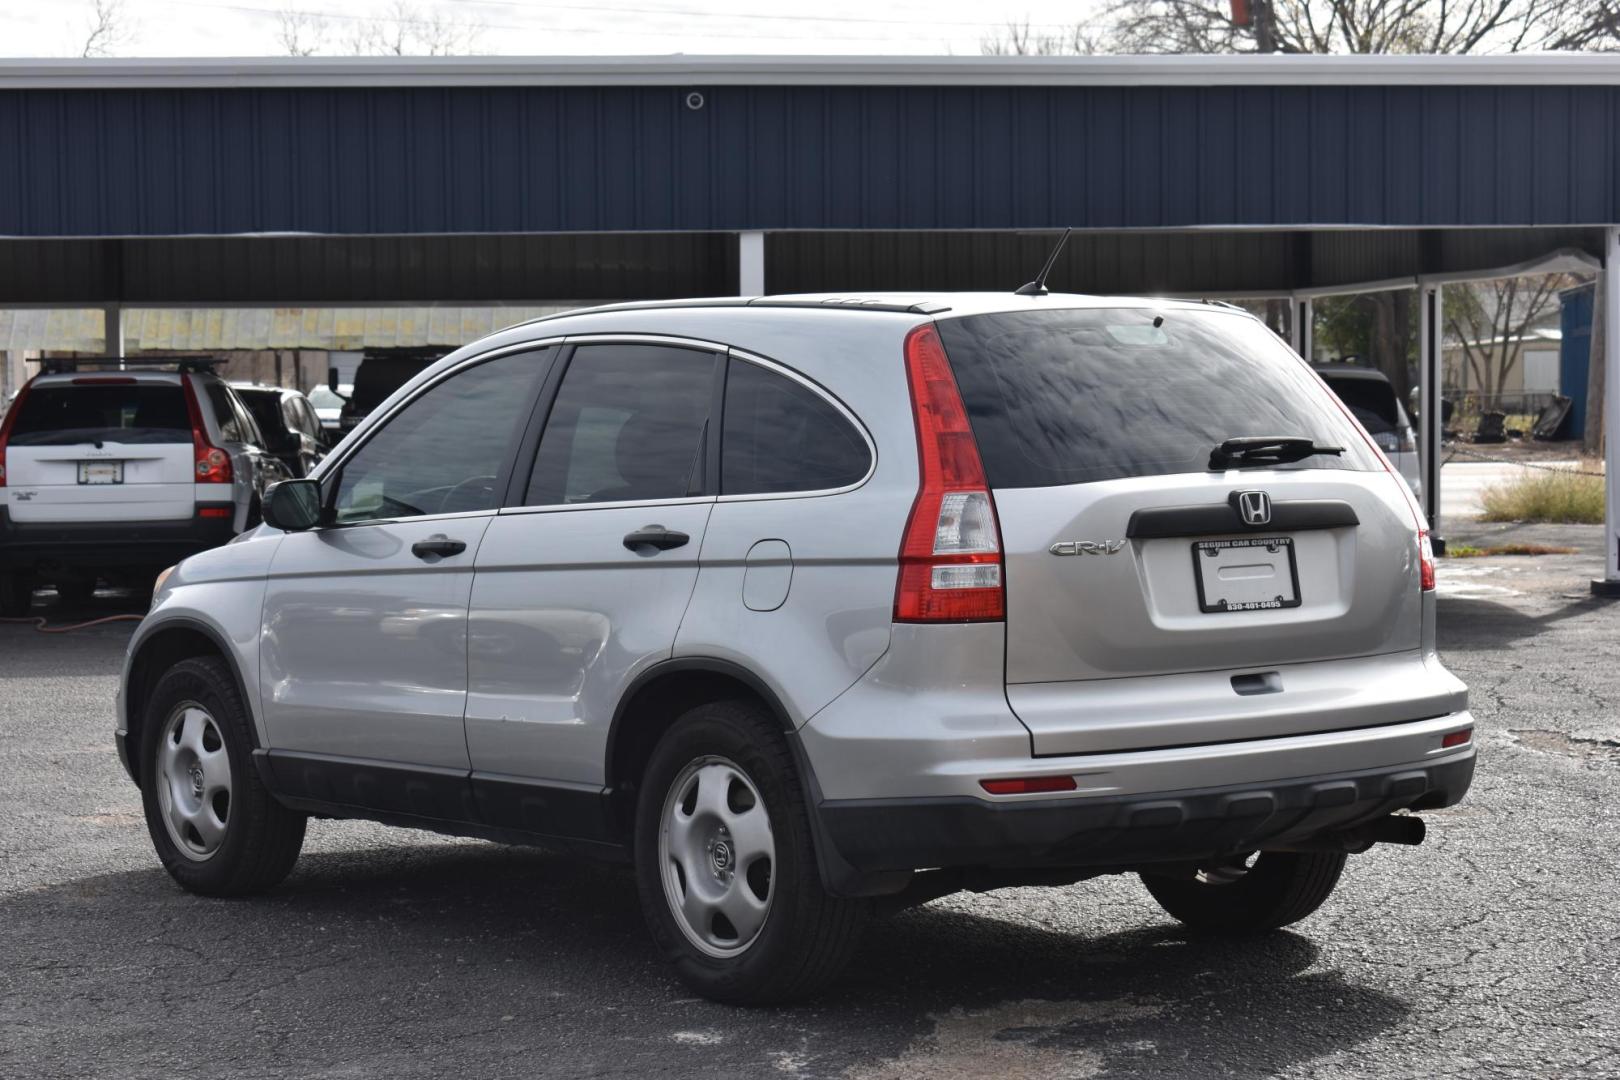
277, 9, 330, 57
345, 1, 485, 56
981, 19, 1103, 55
984, 0, 1620, 55
1445, 274, 1575, 400
81, 0, 136, 58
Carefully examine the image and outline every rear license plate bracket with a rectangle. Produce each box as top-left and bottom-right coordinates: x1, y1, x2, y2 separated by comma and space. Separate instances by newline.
77, 461, 124, 485
1192, 536, 1301, 613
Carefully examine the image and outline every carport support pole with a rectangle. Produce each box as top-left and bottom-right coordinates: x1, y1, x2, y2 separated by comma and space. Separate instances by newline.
1419, 283, 1444, 543
738, 231, 765, 296
1291, 296, 1312, 361
1595, 227, 1620, 596
103, 305, 123, 370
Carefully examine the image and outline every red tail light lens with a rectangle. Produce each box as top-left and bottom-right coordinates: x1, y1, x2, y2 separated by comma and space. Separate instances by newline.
894, 324, 1005, 623
1418, 529, 1436, 592
1441, 728, 1472, 749
981, 775, 1077, 795
180, 378, 233, 485
0, 380, 31, 488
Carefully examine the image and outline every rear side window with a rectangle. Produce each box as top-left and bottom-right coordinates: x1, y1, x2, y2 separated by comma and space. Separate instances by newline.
526, 344, 715, 506
935, 309, 1382, 488
721, 359, 870, 495
8, 384, 190, 445
1322, 375, 1400, 436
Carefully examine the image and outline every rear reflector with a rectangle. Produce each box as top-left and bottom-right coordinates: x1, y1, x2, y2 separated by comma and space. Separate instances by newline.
1441, 728, 1472, 749
980, 776, 1078, 796
894, 324, 1006, 623
197, 507, 232, 519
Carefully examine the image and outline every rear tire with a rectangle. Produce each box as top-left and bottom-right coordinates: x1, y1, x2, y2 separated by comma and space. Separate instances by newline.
1140, 850, 1348, 933
139, 656, 306, 896
633, 699, 869, 1004
0, 572, 32, 618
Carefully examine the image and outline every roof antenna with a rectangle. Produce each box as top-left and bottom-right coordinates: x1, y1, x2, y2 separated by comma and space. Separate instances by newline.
1014, 228, 1073, 297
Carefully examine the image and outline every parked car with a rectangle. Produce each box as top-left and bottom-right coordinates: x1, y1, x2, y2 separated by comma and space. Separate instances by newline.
232, 384, 327, 478
306, 384, 350, 434
0, 359, 289, 614
1315, 364, 1422, 502
119, 295, 1473, 1004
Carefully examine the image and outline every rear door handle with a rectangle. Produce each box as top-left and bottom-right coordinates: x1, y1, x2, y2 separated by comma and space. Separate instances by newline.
623, 525, 690, 552
411, 536, 468, 559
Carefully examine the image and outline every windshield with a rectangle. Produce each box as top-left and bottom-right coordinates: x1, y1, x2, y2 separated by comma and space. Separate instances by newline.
8, 384, 192, 446
935, 308, 1382, 488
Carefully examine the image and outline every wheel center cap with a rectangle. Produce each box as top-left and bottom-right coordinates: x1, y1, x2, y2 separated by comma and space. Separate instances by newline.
188, 763, 205, 797
711, 840, 732, 873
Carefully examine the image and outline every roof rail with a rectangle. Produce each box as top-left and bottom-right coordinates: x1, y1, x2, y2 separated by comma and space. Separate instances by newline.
39, 356, 223, 375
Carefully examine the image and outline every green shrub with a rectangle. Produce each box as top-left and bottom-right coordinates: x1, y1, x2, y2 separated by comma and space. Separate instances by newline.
1478, 470, 1606, 524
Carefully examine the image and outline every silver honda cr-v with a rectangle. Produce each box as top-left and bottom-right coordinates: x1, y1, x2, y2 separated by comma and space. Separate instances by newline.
117, 293, 1474, 1004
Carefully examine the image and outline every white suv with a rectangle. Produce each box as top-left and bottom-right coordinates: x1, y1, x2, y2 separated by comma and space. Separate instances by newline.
0, 359, 288, 613
119, 295, 1474, 1004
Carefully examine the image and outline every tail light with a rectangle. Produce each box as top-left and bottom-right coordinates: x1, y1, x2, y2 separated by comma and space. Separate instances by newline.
0, 380, 31, 488
180, 378, 233, 485
1418, 529, 1436, 592
894, 324, 1005, 623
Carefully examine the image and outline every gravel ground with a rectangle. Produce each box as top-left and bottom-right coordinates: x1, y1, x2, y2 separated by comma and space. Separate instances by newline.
1, 535, 1617, 1080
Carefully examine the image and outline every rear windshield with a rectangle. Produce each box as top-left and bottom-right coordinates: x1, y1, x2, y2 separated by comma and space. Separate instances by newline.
935, 308, 1382, 488
237, 391, 284, 437
8, 384, 191, 446
1321, 374, 1400, 435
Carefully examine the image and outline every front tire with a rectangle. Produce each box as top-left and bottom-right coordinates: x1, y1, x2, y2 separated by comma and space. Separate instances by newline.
139, 656, 306, 896
1140, 850, 1348, 933
633, 699, 869, 1004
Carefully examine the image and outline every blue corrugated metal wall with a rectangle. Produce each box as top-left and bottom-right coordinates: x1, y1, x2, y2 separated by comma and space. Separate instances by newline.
0, 84, 1614, 237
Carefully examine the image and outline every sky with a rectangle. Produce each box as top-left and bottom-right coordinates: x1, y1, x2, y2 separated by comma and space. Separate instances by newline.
1, 0, 1108, 57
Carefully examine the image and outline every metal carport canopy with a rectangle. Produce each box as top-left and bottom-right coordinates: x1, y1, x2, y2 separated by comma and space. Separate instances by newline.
0, 54, 1616, 588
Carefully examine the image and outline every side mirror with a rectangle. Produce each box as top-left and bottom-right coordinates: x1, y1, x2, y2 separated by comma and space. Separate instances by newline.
262, 478, 324, 532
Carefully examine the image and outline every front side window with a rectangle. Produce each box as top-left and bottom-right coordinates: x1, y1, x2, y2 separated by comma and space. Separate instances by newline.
721, 359, 870, 495
332, 349, 550, 524
526, 344, 715, 506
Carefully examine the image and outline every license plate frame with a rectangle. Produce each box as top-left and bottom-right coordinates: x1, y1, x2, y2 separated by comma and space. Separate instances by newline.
77, 461, 124, 485
1191, 536, 1302, 613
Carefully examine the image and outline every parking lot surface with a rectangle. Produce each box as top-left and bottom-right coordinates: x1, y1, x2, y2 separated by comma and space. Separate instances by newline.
3, 529, 1618, 1079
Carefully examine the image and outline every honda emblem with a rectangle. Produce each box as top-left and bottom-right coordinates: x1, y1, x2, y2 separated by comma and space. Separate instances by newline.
1237, 490, 1272, 527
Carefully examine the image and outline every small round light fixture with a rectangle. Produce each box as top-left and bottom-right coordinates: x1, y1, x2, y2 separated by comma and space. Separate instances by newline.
684, 90, 705, 111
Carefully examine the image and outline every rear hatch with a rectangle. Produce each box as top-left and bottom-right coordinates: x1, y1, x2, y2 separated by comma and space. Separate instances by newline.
935, 306, 1430, 754
3, 377, 197, 523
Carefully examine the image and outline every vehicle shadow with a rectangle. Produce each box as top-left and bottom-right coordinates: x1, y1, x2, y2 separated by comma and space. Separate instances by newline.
2, 840, 1410, 1079
1438, 592, 1612, 649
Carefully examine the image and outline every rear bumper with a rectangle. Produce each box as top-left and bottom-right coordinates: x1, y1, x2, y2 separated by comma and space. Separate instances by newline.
817, 746, 1475, 874
0, 506, 236, 572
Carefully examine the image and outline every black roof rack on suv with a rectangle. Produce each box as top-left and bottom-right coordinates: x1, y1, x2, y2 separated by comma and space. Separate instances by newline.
39, 356, 223, 375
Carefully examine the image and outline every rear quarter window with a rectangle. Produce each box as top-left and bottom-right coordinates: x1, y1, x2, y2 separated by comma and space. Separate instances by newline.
721, 359, 871, 495
8, 384, 191, 445
934, 308, 1382, 489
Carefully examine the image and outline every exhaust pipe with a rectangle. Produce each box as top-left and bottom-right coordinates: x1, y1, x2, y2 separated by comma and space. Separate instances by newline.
1268, 814, 1427, 855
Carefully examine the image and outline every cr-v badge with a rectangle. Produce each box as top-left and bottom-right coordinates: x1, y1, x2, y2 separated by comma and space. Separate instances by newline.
1049, 539, 1126, 556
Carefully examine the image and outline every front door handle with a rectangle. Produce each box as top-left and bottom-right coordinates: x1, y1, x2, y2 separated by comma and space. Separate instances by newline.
411, 536, 468, 559
623, 525, 690, 552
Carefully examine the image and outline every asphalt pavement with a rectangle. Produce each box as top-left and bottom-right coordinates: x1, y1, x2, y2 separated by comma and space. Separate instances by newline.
2, 533, 1618, 1079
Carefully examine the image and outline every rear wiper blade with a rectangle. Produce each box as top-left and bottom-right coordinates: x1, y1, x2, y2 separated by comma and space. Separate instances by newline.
1209, 436, 1345, 470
